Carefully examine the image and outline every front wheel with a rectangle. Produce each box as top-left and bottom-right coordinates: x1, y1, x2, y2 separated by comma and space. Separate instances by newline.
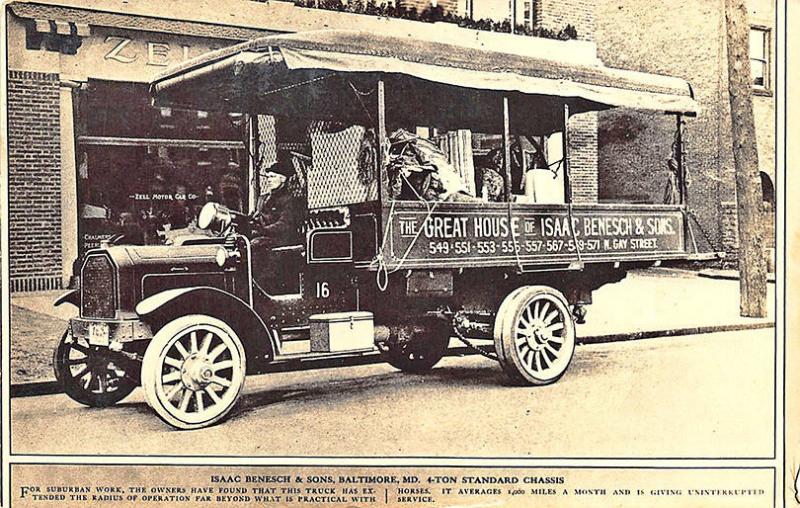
380, 320, 451, 374
141, 315, 246, 430
53, 328, 137, 407
494, 286, 576, 386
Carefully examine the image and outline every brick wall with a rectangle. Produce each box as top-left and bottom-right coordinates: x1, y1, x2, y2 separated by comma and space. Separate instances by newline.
720, 201, 738, 258
750, 0, 776, 187
595, 0, 731, 254
753, 95, 775, 183
536, 0, 595, 40
540, 0, 597, 201
719, 202, 774, 263
596, 0, 776, 261
8, 70, 64, 292
568, 112, 598, 203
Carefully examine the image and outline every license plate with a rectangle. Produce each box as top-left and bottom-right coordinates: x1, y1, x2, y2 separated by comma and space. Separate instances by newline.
88, 322, 110, 346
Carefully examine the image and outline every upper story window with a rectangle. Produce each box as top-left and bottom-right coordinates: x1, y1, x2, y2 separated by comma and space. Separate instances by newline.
523, 1, 532, 28
749, 26, 771, 92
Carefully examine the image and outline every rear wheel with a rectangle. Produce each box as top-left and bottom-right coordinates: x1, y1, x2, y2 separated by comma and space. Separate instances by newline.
494, 286, 576, 385
53, 328, 137, 407
141, 315, 246, 430
380, 320, 451, 374
492, 286, 530, 367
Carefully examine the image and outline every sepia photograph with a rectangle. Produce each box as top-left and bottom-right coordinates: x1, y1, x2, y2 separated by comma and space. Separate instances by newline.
1, 0, 793, 505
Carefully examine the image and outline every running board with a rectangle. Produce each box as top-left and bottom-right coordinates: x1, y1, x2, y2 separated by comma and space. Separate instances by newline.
273, 348, 378, 363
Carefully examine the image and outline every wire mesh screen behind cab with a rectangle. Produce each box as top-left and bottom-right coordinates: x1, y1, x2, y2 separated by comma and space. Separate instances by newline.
308, 124, 378, 209
255, 115, 278, 195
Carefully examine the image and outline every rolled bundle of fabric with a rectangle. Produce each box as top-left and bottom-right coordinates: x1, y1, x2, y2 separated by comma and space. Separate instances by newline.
387, 129, 473, 201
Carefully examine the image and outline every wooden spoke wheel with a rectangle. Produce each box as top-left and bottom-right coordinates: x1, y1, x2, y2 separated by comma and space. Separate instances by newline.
53, 328, 137, 407
492, 286, 531, 367
141, 315, 246, 430
494, 286, 576, 386
380, 320, 451, 374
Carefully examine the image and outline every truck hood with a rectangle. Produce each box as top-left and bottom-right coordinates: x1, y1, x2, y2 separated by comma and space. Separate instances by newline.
115, 244, 221, 266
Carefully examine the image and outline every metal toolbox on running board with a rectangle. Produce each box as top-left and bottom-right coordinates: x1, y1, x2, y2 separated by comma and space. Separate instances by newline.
309, 311, 375, 353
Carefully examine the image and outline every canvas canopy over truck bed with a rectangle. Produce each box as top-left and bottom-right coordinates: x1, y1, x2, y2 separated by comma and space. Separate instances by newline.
151, 29, 698, 133
151, 29, 712, 275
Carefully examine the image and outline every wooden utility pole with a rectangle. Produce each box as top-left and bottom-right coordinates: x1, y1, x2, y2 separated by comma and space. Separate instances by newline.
724, 0, 767, 317
510, 0, 517, 32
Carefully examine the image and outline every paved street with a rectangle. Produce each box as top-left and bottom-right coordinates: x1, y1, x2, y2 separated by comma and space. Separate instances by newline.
9, 268, 775, 383
11, 328, 774, 458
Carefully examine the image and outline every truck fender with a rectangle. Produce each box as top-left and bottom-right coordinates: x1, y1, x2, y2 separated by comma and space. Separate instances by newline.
54, 289, 79, 308
136, 287, 276, 368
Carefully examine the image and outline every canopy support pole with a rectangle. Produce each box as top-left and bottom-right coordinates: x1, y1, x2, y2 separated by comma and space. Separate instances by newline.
502, 96, 512, 201
675, 114, 686, 205
562, 103, 572, 204
675, 113, 696, 254
377, 80, 388, 202
247, 115, 258, 214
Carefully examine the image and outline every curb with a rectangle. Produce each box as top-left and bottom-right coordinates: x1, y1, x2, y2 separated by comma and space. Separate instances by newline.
575, 321, 774, 345
10, 381, 62, 398
10, 321, 775, 398
697, 269, 776, 283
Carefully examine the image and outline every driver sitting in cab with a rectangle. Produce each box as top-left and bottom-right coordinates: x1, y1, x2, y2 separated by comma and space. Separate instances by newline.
251, 152, 307, 292
253, 152, 306, 244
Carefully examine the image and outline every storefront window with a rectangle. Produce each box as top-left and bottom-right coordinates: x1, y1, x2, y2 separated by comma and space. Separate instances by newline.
75, 80, 248, 256
80, 81, 244, 140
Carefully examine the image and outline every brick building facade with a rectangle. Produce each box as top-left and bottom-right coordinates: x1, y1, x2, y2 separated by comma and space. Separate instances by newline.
9, 0, 772, 292
595, 0, 776, 259
540, 0, 598, 204
401, 0, 776, 258
7, 71, 63, 291
6, 0, 603, 291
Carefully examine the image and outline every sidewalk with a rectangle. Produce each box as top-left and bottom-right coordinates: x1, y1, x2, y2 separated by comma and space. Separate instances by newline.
575, 268, 775, 341
10, 295, 74, 384
9, 268, 775, 387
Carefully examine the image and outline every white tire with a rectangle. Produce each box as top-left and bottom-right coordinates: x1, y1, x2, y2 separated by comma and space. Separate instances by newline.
494, 286, 576, 385
141, 315, 246, 430
492, 286, 531, 367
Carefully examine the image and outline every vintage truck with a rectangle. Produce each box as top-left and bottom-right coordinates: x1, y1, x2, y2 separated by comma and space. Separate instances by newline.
54, 29, 715, 429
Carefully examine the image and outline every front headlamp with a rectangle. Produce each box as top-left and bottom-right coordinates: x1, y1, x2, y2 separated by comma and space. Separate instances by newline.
198, 202, 233, 232
215, 247, 228, 267
214, 246, 241, 268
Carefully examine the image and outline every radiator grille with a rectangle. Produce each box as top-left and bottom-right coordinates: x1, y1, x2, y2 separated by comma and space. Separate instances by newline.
81, 255, 116, 319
